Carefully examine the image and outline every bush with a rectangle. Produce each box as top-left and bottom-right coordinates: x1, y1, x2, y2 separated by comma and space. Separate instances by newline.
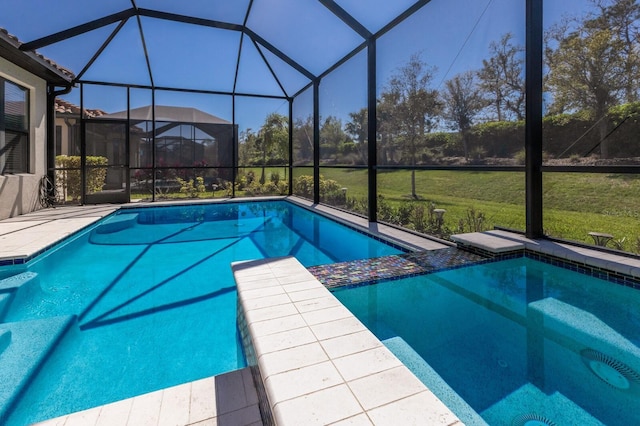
458, 207, 486, 233
243, 180, 289, 196
469, 120, 524, 158
177, 176, 206, 198
293, 175, 314, 198
55, 155, 108, 201
293, 174, 347, 205
270, 172, 280, 184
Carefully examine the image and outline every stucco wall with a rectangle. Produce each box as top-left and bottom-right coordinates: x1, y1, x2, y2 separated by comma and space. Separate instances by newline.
0, 56, 48, 220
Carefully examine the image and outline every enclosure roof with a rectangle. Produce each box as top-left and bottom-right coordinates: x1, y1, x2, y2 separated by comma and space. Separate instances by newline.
103, 105, 232, 125
1, 1, 428, 97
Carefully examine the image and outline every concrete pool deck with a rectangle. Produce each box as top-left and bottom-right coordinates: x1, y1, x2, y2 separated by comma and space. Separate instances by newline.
1, 197, 640, 425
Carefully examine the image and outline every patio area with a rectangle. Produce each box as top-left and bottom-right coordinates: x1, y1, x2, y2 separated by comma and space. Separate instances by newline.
2, 1, 640, 423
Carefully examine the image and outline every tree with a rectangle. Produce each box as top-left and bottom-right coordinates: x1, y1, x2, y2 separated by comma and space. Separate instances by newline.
477, 33, 526, 121
293, 115, 313, 165
591, 0, 640, 103
379, 54, 441, 198
545, 9, 629, 158
442, 71, 487, 159
320, 116, 346, 162
377, 92, 401, 165
257, 113, 288, 184
344, 107, 368, 164
238, 128, 258, 166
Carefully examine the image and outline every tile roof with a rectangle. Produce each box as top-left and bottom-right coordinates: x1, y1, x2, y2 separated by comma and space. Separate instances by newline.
0, 27, 75, 83
54, 98, 105, 118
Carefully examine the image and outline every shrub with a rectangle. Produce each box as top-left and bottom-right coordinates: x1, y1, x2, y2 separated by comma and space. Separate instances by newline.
293, 175, 314, 198
458, 207, 486, 233
377, 195, 396, 222
55, 155, 108, 201
293, 174, 347, 205
176, 176, 206, 198
514, 149, 526, 165
243, 180, 289, 196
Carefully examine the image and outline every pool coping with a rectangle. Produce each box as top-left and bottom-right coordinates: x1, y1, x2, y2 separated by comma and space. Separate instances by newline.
234, 256, 462, 426
33, 368, 263, 426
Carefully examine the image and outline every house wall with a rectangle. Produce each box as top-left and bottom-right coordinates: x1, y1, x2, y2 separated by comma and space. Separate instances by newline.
55, 115, 78, 157
0, 56, 48, 220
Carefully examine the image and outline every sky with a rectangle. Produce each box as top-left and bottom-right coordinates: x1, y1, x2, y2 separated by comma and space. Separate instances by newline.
1, 0, 594, 133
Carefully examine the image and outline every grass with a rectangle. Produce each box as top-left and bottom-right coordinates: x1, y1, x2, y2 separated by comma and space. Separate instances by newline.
319, 168, 640, 251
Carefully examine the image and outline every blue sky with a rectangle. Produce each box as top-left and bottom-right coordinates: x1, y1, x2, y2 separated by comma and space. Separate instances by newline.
1, 0, 592, 133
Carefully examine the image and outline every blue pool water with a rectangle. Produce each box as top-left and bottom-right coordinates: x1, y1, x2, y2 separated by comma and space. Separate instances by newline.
334, 257, 640, 425
0, 200, 402, 425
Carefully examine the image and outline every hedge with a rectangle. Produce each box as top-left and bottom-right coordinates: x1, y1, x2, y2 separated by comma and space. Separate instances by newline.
55, 155, 108, 201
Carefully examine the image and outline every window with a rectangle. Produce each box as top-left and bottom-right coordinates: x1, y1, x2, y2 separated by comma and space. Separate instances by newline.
1, 78, 29, 174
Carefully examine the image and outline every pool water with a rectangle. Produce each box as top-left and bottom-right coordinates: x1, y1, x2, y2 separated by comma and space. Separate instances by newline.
334, 257, 640, 425
0, 200, 402, 425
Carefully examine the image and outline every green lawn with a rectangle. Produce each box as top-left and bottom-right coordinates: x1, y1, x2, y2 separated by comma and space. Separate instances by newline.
319, 168, 640, 252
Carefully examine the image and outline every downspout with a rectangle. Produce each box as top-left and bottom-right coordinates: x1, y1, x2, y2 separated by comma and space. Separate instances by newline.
46, 83, 73, 199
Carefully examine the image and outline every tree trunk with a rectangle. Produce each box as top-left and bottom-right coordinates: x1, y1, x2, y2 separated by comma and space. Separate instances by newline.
462, 130, 469, 161
599, 120, 609, 159
598, 112, 609, 159
411, 168, 418, 199
260, 148, 266, 185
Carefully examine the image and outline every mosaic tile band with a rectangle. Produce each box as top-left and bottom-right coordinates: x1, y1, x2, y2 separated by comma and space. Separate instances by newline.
308, 247, 640, 292
308, 248, 487, 289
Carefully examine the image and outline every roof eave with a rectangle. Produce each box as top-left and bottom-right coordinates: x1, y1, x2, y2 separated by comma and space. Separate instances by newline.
0, 30, 74, 86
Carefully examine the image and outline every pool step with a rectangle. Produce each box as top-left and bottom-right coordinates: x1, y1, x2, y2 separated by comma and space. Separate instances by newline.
0, 315, 77, 424
0, 294, 11, 322
529, 297, 640, 371
382, 336, 487, 426
93, 213, 138, 234
480, 383, 604, 425
0, 271, 38, 293
451, 231, 525, 256
0, 329, 10, 355
0, 272, 39, 321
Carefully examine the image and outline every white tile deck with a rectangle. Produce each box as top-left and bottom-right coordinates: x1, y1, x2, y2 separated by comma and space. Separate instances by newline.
0, 205, 117, 261
234, 257, 462, 426
34, 369, 262, 426
450, 231, 525, 253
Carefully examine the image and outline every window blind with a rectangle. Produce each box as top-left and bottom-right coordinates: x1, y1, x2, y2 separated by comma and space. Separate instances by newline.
4, 80, 28, 130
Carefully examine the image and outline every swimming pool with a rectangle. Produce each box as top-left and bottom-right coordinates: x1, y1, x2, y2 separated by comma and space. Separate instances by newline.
334, 256, 640, 425
0, 200, 403, 425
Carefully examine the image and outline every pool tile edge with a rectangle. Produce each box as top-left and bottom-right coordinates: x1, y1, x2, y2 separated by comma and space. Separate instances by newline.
233, 257, 462, 426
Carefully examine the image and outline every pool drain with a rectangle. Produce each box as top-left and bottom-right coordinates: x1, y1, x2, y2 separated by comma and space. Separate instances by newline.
581, 348, 640, 391
512, 413, 556, 426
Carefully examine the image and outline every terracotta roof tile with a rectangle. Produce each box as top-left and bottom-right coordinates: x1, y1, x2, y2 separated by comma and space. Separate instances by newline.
55, 98, 106, 118
0, 27, 75, 80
